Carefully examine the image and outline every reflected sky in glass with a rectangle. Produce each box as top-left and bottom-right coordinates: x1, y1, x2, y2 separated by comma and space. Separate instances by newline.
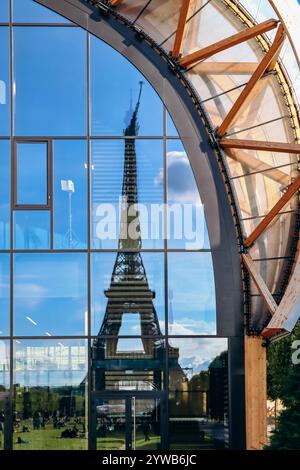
166, 140, 210, 250
14, 339, 87, 387
0, 140, 10, 249
0, 1, 9, 22
0, 27, 10, 136
14, 210, 50, 249
14, 253, 88, 336
13, 27, 86, 136
0, 340, 9, 389
91, 139, 164, 249
169, 338, 227, 378
54, 140, 87, 249
13, 0, 70, 23
17, 142, 48, 205
166, 112, 179, 137
168, 252, 216, 335
91, 252, 165, 336
0, 255, 10, 337
90, 35, 163, 136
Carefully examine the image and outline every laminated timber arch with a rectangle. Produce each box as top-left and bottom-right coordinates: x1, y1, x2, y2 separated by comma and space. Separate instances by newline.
34, 0, 300, 450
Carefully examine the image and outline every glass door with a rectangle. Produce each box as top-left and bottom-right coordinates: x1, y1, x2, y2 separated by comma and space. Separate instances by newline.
91, 393, 164, 450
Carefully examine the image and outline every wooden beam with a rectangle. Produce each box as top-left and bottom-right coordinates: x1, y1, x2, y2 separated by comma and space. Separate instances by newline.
244, 172, 300, 247
110, 0, 123, 6
189, 62, 257, 75
172, 0, 191, 58
245, 336, 267, 450
226, 148, 291, 186
216, 24, 285, 137
263, 253, 300, 336
220, 138, 300, 154
242, 254, 277, 315
180, 18, 278, 68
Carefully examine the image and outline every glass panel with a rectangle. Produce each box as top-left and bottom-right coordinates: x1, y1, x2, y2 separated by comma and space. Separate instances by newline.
16, 142, 48, 206
166, 140, 210, 249
0, 27, 9, 136
91, 140, 164, 249
0, 255, 9, 336
0, 141, 10, 248
91, 338, 165, 392
14, 253, 87, 336
0, 1, 9, 22
0, 339, 10, 451
90, 36, 163, 136
166, 112, 179, 137
13, 339, 87, 450
14, 211, 50, 249
132, 398, 161, 450
168, 252, 216, 335
91, 252, 165, 336
13, 27, 86, 136
13, 0, 69, 23
169, 338, 228, 450
94, 397, 126, 450
53, 140, 87, 249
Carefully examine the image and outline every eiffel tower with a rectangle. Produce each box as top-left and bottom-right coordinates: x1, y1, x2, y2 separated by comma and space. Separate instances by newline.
91, 82, 181, 392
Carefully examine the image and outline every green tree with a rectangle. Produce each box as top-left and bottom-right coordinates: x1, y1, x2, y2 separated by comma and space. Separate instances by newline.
267, 321, 300, 450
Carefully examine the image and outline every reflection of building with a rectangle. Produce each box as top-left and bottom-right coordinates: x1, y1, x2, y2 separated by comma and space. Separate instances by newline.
91, 84, 181, 392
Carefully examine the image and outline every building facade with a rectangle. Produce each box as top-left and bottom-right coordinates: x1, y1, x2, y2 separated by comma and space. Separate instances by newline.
0, 0, 299, 451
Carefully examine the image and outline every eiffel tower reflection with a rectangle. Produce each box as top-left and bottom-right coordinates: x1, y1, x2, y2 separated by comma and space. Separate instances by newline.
91, 83, 182, 392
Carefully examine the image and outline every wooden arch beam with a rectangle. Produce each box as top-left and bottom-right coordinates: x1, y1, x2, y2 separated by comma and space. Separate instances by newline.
244, 171, 300, 248
172, 0, 191, 58
179, 18, 278, 68
110, 0, 123, 6
216, 24, 285, 137
220, 139, 300, 154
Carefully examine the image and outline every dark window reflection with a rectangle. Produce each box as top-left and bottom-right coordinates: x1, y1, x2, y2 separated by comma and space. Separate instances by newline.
169, 338, 228, 449
0, 340, 10, 451
13, 339, 87, 450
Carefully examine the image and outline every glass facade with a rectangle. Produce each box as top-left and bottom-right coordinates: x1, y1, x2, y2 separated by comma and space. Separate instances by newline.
0, 0, 232, 451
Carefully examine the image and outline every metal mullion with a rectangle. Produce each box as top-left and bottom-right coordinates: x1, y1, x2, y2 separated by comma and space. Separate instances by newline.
8, 0, 13, 450
49, 139, 54, 249
12, 23, 76, 27
241, 209, 297, 221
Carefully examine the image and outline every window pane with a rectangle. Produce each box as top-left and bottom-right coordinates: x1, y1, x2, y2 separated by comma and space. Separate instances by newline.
168, 253, 216, 335
14, 211, 50, 249
91, 252, 165, 336
0, 27, 10, 136
90, 36, 163, 136
13, 339, 87, 450
91, 140, 164, 249
16, 142, 48, 206
13, 0, 69, 23
0, 339, 9, 451
167, 140, 210, 249
0, 141, 10, 248
91, 337, 165, 392
169, 338, 228, 450
0, 255, 10, 336
54, 140, 87, 249
0, 1, 9, 22
14, 253, 87, 336
166, 112, 179, 137
13, 27, 86, 136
